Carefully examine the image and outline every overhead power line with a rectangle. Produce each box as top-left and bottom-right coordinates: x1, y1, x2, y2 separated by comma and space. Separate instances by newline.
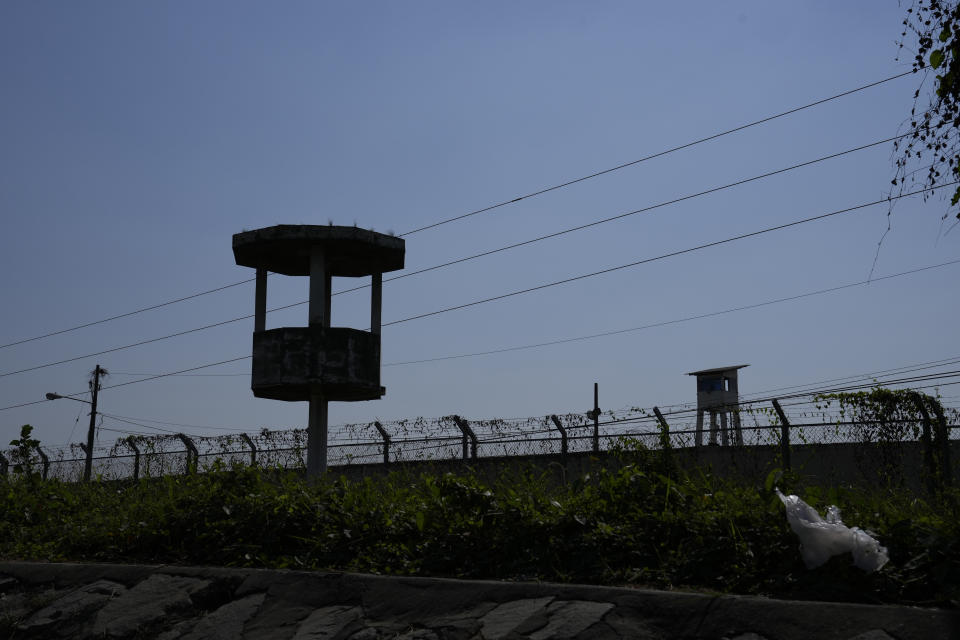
100, 411, 259, 432
0, 72, 912, 354
333, 133, 913, 298
100, 356, 253, 391
381, 183, 958, 328
0, 137, 919, 381
382, 258, 960, 366
398, 70, 913, 236
0, 302, 298, 379
0, 180, 951, 382
0, 356, 254, 412
99, 413, 191, 437
6, 254, 956, 418
739, 355, 960, 401
754, 370, 960, 404
642, 353, 960, 414
0, 278, 255, 351
596, 369, 960, 426
111, 371, 248, 377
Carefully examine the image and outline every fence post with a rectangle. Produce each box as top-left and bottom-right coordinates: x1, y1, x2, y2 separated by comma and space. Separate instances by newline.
240, 433, 257, 467
78, 443, 89, 480
0, 452, 7, 477
593, 383, 600, 453
177, 433, 198, 473
126, 437, 141, 481
452, 416, 477, 460
549, 415, 568, 460
36, 446, 50, 481
931, 403, 952, 487
372, 421, 391, 465
920, 396, 953, 489
653, 407, 671, 450
913, 394, 938, 494
771, 399, 791, 471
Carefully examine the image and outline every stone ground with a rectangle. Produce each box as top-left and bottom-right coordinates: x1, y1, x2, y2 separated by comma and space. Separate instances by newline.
0, 562, 956, 639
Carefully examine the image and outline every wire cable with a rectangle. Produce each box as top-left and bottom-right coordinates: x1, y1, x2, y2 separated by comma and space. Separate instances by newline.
383, 258, 960, 366
110, 371, 248, 377
0, 72, 913, 353
0, 138, 920, 381
99, 413, 191, 436
4, 200, 954, 417
0, 356, 253, 412
100, 357, 253, 391
0, 302, 298, 379
739, 355, 960, 401
99, 412, 260, 433
382, 183, 958, 328
333, 133, 913, 298
398, 71, 914, 236
0, 278, 255, 351
5, 214, 953, 413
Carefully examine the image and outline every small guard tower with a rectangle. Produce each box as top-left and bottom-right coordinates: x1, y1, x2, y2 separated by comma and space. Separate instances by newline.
686, 364, 748, 447
233, 225, 405, 476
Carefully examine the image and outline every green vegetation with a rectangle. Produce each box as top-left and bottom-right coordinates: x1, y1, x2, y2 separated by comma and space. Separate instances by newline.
895, 0, 960, 219
0, 433, 957, 608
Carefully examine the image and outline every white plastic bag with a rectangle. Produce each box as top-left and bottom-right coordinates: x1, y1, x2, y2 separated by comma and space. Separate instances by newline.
775, 489, 889, 572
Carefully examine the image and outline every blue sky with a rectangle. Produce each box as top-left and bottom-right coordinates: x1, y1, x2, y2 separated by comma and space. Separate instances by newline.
2, 2, 958, 451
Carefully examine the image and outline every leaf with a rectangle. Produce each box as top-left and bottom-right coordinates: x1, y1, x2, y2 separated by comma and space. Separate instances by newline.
764, 469, 783, 493
931, 49, 945, 69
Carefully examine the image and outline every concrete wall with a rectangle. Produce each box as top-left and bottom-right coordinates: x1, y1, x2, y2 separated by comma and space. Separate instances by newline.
329, 440, 960, 492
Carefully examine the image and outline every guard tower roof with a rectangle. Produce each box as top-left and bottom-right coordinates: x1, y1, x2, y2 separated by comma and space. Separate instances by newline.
686, 364, 750, 376
233, 225, 405, 277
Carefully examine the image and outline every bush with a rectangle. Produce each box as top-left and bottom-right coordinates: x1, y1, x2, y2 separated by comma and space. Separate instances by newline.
0, 444, 956, 607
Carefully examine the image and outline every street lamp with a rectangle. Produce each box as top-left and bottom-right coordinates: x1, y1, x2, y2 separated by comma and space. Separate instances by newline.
46, 364, 104, 481
45, 393, 87, 402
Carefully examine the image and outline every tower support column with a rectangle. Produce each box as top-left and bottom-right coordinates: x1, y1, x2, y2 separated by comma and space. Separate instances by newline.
308, 245, 329, 476
307, 389, 328, 476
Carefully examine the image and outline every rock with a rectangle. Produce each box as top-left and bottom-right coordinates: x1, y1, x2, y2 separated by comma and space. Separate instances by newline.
292, 605, 364, 639
240, 599, 315, 640
479, 597, 554, 639
181, 592, 267, 640
156, 620, 195, 640
18, 580, 125, 635
528, 600, 615, 640
91, 573, 210, 638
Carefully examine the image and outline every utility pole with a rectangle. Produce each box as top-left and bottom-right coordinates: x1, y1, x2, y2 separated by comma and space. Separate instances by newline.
84, 364, 102, 482
585, 382, 601, 453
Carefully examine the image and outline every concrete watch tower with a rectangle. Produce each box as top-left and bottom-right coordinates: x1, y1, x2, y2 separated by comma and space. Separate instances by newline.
686, 364, 748, 447
233, 225, 405, 476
